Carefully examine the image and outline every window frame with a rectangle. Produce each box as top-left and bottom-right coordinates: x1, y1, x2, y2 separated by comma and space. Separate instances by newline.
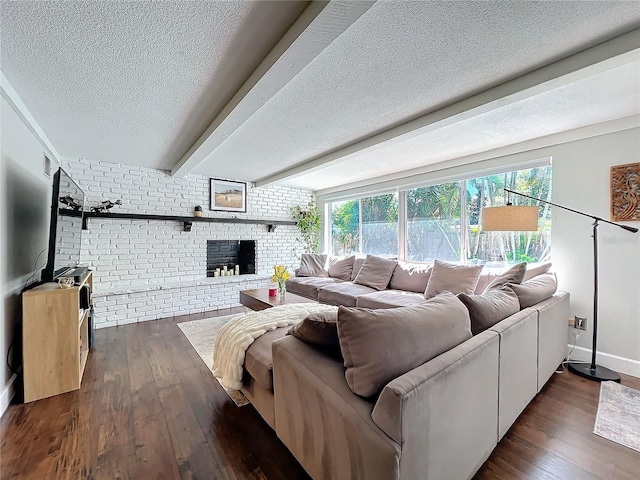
324, 159, 551, 264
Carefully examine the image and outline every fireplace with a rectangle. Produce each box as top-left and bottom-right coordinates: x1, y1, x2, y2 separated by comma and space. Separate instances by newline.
207, 240, 255, 276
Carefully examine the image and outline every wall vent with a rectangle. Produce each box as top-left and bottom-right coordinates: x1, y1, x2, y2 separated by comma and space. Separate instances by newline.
43, 154, 52, 179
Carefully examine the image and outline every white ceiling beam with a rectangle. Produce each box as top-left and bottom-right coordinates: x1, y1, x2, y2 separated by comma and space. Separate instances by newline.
1, 72, 61, 163
171, 0, 376, 177
254, 29, 640, 187
315, 115, 640, 200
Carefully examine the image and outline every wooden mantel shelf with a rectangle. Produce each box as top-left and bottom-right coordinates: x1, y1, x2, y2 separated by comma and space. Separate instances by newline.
64, 210, 296, 232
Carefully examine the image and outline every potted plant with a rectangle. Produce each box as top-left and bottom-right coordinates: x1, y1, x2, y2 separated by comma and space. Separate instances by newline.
291, 201, 321, 254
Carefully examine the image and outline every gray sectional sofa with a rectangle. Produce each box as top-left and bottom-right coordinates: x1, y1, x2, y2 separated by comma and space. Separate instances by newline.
240, 255, 569, 480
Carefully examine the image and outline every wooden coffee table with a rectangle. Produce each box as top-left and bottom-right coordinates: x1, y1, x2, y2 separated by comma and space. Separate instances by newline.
239, 288, 313, 311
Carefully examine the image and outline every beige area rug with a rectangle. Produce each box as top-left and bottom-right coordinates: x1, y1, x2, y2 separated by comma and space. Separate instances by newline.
177, 314, 249, 407
594, 381, 640, 452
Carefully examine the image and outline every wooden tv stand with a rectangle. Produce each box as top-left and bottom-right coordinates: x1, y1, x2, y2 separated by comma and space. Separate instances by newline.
22, 271, 93, 402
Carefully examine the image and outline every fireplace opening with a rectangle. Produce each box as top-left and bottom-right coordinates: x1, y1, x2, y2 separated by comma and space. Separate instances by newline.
207, 240, 255, 276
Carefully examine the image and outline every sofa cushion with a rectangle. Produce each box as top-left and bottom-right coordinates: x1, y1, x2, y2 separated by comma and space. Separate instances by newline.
286, 276, 343, 300
244, 327, 289, 391
356, 290, 427, 309
298, 253, 328, 277
337, 292, 472, 397
475, 265, 526, 295
327, 255, 355, 280
474, 269, 502, 295
487, 308, 538, 440
522, 261, 552, 282
509, 272, 557, 309
482, 262, 527, 293
424, 260, 484, 298
288, 311, 339, 347
389, 261, 432, 293
318, 282, 377, 307
351, 257, 366, 280
272, 337, 397, 480
458, 286, 521, 335
353, 255, 397, 291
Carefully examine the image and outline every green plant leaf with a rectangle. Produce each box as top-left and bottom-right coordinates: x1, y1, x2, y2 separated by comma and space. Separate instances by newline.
292, 201, 322, 253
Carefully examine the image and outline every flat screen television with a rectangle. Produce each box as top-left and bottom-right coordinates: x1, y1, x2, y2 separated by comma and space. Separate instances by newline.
41, 168, 85, 282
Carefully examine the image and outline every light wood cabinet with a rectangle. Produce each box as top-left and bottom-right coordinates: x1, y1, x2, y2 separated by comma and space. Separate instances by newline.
22, 271, 92, 402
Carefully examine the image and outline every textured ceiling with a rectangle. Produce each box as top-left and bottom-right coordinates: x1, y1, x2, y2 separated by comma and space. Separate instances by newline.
192, 1, 640, 185
281, 59, 640, 190
0, 0, 307, 169
1, 1, 639, 191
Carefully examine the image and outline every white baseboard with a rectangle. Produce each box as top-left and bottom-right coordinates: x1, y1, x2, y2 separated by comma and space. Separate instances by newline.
0, 373, 17, 417
568, 345, 640, 378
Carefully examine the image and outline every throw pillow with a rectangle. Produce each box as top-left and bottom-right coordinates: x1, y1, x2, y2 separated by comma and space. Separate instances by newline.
458, 286, 520, 335
424, 260, 484, 299
337, 292, 472, 397
389, 261, 432, 293
327, 255, 355, 280
288, 311, 339, 347
353, 255, 398, 291
298, 253, 328, 277
482, 262, 527, 293
509, 272, 558, 309
351, 257, 366, 281
474, 270, 501, 294
522, 262, 552, 282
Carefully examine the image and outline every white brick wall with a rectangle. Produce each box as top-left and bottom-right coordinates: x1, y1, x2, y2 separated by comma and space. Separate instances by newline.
63, 158, 313, 327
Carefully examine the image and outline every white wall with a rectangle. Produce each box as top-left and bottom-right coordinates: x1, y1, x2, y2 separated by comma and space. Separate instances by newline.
1, 96, 56, 414
551, 128, 640, 373
62, 158, 313, 327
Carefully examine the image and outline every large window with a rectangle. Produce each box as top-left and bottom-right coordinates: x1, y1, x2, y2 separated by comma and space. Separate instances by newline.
330, 200, 359, 255
407, 183, 461, 262
467, 167, 551, 265
327, 164, 551, 265
330, 193, 398, 258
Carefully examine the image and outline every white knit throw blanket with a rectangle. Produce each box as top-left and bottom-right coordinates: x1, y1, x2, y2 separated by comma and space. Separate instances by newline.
212, 303, 338, 390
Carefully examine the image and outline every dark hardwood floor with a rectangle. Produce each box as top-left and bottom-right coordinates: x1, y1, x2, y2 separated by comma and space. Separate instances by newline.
2, 309, 639, 479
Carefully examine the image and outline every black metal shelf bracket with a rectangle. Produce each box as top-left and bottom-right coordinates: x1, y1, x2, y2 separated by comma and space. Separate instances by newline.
74, 211, 296, 232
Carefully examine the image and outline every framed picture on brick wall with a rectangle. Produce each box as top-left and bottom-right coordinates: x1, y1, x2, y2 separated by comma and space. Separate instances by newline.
210, 178, 247, 212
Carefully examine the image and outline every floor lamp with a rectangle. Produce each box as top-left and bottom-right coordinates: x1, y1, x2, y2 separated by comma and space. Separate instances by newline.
482, 188, 638, 382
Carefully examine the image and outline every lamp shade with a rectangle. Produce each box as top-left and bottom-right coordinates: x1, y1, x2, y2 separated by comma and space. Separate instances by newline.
481, 205, 539, 231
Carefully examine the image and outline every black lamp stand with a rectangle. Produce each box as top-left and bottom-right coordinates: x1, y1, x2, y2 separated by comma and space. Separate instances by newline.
505, 188, 638, 382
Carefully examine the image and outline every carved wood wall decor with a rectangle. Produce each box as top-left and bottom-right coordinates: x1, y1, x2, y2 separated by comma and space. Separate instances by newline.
611, 162, 640, 222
